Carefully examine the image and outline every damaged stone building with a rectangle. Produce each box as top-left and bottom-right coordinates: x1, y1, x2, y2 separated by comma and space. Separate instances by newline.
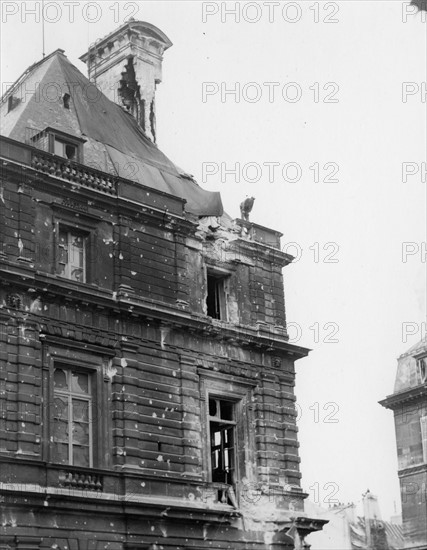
380, 342, 427, 550
0, 20, 326, 549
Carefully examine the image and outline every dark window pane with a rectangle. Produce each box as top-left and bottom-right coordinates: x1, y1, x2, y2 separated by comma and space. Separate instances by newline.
209, 398, 217, 417
65, 144, 76, 160
220, 400, 234, 421
206, 274, 220, 318
54, 369, 67, 389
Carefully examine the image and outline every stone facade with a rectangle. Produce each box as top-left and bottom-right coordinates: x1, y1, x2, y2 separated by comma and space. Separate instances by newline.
0, 20, 325, 550
380, 342, 427, 550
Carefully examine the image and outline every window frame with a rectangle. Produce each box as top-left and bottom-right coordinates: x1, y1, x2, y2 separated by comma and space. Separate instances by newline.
53, 138, 78, 161
42, 340, 114, 470
51, 203, 103, 287
29, 127, 85, 161
205, 267, 230, 321
208, 396, 238, 487
56, 225, 88, 283
48, 129, 85, 162
52, 364, 95, 468
199, 370, 257, 506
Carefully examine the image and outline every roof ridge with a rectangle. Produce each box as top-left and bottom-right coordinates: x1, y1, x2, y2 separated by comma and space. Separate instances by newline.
0, 49, 66, 104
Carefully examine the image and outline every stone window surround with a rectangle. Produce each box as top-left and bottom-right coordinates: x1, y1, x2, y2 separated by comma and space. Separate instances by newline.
198, 368, 257, 506
41, 338, 114, 470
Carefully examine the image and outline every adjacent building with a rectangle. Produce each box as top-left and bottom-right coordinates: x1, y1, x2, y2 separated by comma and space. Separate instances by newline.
305, 491, 405, 550
380, 341, 427, 549
0, 20, 326, 549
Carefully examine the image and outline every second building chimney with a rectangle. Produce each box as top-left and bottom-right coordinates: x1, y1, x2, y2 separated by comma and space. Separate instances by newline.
80, 20, 172, 143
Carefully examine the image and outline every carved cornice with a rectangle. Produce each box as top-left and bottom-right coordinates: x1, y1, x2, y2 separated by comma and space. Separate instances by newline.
379, 384, 427, 410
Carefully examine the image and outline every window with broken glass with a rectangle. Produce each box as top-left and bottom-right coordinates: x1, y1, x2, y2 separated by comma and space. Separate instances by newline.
199, 372, 256, 507
52, 366, 94, 468
209, 397, 237, 485
57, 228, 87, 282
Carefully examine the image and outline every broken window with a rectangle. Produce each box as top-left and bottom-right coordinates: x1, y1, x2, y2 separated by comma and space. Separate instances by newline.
206, 271, 228, 320
200, 372, 257, 508
209, 397, 236, 485
208, 396, 239, 506
52, 366, 94, 467
57, 227, 87, 282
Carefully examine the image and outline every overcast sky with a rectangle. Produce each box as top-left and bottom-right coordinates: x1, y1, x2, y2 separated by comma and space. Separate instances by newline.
1, 1, 426, 520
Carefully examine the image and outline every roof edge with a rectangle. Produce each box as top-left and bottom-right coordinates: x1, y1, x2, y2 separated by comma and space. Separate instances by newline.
0, 49, 66, 104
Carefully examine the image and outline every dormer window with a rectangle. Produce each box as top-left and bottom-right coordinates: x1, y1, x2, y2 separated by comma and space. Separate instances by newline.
54, 139, 77, 160
29, 127, 85, 162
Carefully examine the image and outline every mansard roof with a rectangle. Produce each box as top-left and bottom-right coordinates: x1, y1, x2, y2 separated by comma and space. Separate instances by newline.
0, 49, 222, 217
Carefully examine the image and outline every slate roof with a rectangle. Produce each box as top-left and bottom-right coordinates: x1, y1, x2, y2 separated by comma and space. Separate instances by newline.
0, 49, 223, 217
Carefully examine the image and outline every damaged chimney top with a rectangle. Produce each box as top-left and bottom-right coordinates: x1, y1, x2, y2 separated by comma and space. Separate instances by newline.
79, 20, 173, 143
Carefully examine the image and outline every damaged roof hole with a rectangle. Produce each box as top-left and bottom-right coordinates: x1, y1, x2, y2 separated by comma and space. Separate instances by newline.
63, 93, 71, 109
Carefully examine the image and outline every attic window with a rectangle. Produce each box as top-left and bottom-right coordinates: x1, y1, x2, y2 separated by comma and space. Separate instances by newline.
54, 139, 77, 160
63, 93, 71, 109
42, 129, 86, 162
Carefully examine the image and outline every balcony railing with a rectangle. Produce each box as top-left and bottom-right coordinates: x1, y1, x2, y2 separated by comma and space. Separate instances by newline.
31, 150, 116, 195
58, 470, 104, 492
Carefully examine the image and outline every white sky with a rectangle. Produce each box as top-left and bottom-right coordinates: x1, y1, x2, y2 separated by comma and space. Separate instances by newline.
1, 0, 426, 520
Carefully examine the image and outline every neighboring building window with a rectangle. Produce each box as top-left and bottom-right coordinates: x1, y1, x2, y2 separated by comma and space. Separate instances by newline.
417, 357, 427, 383
206, 271, 228, 320
57, 228, 87, 282
421, 416, 427, 463
52, 366, 93, 467
209, 397, 237, 486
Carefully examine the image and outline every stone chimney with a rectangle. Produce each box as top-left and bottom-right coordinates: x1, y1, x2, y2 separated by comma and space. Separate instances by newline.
80, 20, 172, 143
